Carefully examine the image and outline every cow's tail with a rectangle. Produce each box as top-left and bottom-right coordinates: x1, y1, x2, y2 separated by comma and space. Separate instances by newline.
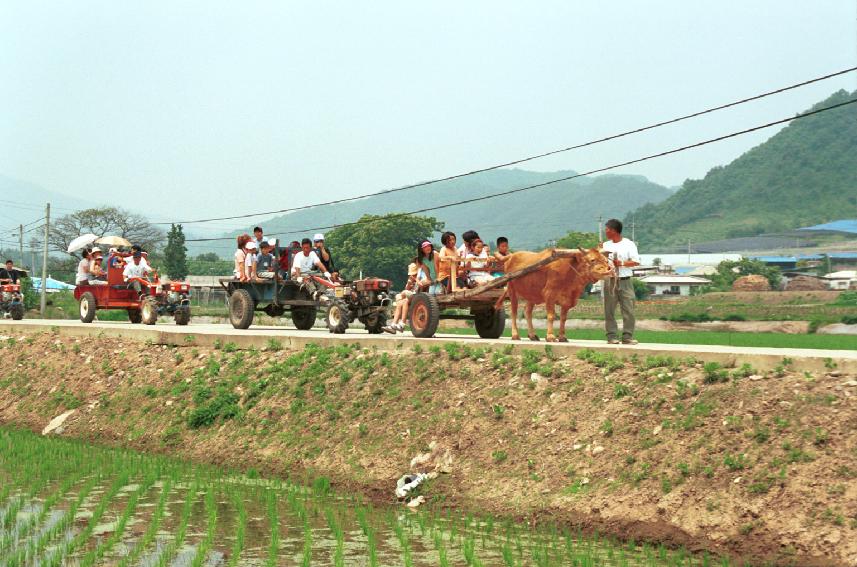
494, 287, 509, 311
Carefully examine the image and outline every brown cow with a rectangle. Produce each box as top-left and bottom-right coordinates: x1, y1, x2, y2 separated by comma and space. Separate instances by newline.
495, 247, 613, 342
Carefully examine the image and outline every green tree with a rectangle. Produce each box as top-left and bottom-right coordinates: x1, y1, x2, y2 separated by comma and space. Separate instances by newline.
710, 258, 781, 290
163, 224, 188, 280
325, 214, 444, 288
195, 252, 221, 262
556, 230, 600, 249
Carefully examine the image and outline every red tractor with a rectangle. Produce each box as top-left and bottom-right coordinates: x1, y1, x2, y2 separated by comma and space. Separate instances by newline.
0, 283, 24, 320
74, 254, 191, 325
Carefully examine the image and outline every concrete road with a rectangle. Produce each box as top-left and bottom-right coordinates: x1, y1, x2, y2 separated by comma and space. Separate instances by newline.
2, 318, 856, 373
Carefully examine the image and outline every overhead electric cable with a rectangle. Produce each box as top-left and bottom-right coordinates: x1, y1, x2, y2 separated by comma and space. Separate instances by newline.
160, 66, 857, 226
179, 96, 857, 241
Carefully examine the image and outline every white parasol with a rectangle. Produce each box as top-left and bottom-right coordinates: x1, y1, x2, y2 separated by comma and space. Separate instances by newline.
95, 235, 132, 247
67, 233, 98, 253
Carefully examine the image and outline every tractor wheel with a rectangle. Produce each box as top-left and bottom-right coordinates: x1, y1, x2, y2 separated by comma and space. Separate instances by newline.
291, 306, 317, 330
10, 303, 24, 321
127, 309, 142, 324
364, 312, 387, 334
228, 289, 254, 329
474, 307, 506, 339
409, 293, 440, 338
141, 297, 159, 325
79, 292, 97, 323
174, 307, 191, 326
326, 301, 349, 334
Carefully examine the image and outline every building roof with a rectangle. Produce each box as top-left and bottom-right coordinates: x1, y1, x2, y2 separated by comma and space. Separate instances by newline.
639, 253, 742, 267
797, 219, 857, 235
184, 275, 225, 287
639, 275, 712, 285
822, 270, 857, 280
750, 256, 797, 263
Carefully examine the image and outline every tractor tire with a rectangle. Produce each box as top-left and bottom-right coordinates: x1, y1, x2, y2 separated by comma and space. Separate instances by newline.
408, 293, 440, 338
141, 297, 159, 325
79, 292, 97, 323
174, 307, 191, 326
364, 312, 387, 334
291, 306, 317, 330
127, 309, 142, 324
10, 303, 24, 321
326, 301, 349, 334
229, 289, 255, 329
474, 307, 506, 339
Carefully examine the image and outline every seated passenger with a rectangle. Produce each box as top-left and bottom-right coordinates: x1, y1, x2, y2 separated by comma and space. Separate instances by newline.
244, 240, 258, 280
123, 251, 151, 296
493, 236, 511, 276
437, 232, 465, 292
75, 250, 92, 285
291, 238, 330, 278
234, 234, 251, 281
0, 259, 18, 284
384, 262, 430, 334
313, 233, 338, 281
89, 249, 107, 282
465, 239, 493, 285
457, 230, 482, 258
256, 241, 277, 280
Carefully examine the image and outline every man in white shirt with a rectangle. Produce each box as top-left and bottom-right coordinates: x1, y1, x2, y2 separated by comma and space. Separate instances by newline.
291, 238, 330, 278
123, 251, 151, 296
602, 219, 640, 345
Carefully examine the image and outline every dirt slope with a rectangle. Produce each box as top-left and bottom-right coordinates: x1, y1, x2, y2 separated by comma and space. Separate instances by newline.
1, 330, 855, 566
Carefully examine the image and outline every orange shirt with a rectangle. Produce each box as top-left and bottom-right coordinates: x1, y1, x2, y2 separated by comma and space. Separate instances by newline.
437, 246, 458, 281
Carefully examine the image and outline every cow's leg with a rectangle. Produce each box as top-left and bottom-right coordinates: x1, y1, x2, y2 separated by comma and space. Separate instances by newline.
544, 301, 556, 342
510, 288, 520, 341
525, 302, 539, 341
557, 305, 569, 342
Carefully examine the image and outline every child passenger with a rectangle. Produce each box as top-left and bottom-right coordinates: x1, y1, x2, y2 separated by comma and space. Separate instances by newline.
256, 240, 277, 279
383, 262, 430, 334
492, 236, 511, 277
465, 239, 493, 285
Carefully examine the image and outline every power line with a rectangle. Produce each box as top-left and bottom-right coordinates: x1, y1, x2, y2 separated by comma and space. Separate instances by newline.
159, 66, 857, 226
185, 96, 857, 243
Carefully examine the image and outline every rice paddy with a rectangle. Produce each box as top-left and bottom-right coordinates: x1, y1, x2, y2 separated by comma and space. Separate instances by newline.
0, 427, 738, 566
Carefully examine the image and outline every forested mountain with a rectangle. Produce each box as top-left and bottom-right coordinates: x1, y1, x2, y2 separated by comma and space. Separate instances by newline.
630, 90, 857, 250
188, 169, 672, 256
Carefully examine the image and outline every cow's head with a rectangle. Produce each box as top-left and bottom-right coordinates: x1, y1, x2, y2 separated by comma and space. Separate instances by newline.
578, 247, 614, 280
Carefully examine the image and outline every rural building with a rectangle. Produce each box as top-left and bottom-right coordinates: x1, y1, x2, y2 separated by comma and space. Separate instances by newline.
184, 275, 227, 305
638, 275, 711, 297
821, 270, 857, 290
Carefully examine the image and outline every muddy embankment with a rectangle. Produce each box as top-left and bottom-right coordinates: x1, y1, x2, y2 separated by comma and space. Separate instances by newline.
1, 330, 856, 566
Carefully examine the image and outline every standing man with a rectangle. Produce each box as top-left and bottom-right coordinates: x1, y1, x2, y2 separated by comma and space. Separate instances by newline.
253, 227, 265, 248
602, 219, 640, 345
312, 233, 338, 280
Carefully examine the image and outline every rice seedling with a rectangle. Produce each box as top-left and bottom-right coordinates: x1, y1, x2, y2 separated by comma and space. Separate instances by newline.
227, 489, 247, 567
117, 477, 173, 567
190, 483, 218, 567
266, 489, 280, 567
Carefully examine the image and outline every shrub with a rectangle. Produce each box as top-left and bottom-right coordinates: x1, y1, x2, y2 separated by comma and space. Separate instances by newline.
703, 361, 729, 384
188, 388, 241, 428
723, 313, 746, 321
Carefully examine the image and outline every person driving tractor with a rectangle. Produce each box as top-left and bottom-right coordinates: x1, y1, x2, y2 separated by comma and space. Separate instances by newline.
0, 260, 18, 284
291, 238, 330, 279
123, 251, 151, 296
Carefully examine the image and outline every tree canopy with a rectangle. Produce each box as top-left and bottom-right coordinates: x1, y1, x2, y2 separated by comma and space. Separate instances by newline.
325, 214, 444, 288
556, 230, 599, 249
709, 258, 782, 290
163, 224, 188, 280
50, 207, 163, 255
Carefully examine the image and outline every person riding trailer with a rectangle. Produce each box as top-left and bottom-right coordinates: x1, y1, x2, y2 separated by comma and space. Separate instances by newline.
123, 251, 151, 297
291, 238, 331, 279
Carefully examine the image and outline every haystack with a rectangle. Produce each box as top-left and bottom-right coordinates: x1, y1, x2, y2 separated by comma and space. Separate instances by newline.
732, 274, 771, 292
785, 275, 826, 292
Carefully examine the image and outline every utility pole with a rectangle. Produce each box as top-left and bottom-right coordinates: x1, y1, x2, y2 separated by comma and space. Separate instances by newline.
597, 215, 603, 241
687, 238, 692, 263
40, 203, 50, 316
631, 216, 636, 242
19, 224, 24, 269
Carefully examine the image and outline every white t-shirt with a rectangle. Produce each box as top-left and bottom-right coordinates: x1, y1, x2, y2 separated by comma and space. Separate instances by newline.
602, 238, 640, 278
75, 258, 90, 284
291, 250, 321, 275
233, 249, 246, 278
123, 261, 149, 280
244, 252, 257, 268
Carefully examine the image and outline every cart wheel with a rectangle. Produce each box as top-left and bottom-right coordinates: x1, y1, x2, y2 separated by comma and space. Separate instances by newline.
229, 289, 255, 329
174, 307, 191, 326
128, 309, 142, 324
326, 301, 349, 334
10, 303, 24, 321
79, 292, 97, 323
408, 293, 440, 338
364, 312, 387, 334
474, 307, 506, 339
141, 297, 159, 325
292, 306, 317, 330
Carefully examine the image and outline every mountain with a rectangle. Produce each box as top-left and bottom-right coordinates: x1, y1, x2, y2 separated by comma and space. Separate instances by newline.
0, 174, 98, 222
630, 89, 857, 251
187, 169, 673, 257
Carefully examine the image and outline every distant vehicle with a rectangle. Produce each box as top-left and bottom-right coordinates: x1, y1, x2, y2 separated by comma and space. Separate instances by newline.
75, 255, 191, 325
0, 283, 24, 320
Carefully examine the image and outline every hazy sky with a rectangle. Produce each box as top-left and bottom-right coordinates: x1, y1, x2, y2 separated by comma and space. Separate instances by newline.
2, 1, 855, 232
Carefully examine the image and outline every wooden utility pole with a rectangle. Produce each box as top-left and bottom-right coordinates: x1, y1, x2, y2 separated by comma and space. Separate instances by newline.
40, 203, 50, 316
597, 215, 603, 241
18, 224, 24, 269
631, 216, 636, 242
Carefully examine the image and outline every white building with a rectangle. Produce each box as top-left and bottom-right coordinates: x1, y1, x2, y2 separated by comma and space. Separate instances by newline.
638, 275, 712, 297
822, 270, 857, 290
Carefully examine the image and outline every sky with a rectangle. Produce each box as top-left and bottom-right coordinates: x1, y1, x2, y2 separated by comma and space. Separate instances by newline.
1, 1, 856, 235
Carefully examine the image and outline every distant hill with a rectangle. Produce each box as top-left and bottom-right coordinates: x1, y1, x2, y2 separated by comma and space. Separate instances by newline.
0, 174, 97, 221
187, 169, 673, 257
630, 89, 857, 251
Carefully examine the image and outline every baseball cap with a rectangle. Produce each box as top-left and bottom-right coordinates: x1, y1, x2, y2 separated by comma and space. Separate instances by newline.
132, 251, 142, 258
313, 233, 324, 242
420, 240, 432, 249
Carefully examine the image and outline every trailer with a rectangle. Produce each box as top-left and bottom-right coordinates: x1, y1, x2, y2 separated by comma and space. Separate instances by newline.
407, 249, 581, 338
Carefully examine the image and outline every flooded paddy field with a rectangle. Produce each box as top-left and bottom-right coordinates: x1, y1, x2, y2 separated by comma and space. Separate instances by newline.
0, 427, 734, 567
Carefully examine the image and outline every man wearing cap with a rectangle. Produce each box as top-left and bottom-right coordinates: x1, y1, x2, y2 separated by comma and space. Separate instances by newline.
291, 238, 330, 279
123, 251, 151, 296
312, 233, 337, 280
